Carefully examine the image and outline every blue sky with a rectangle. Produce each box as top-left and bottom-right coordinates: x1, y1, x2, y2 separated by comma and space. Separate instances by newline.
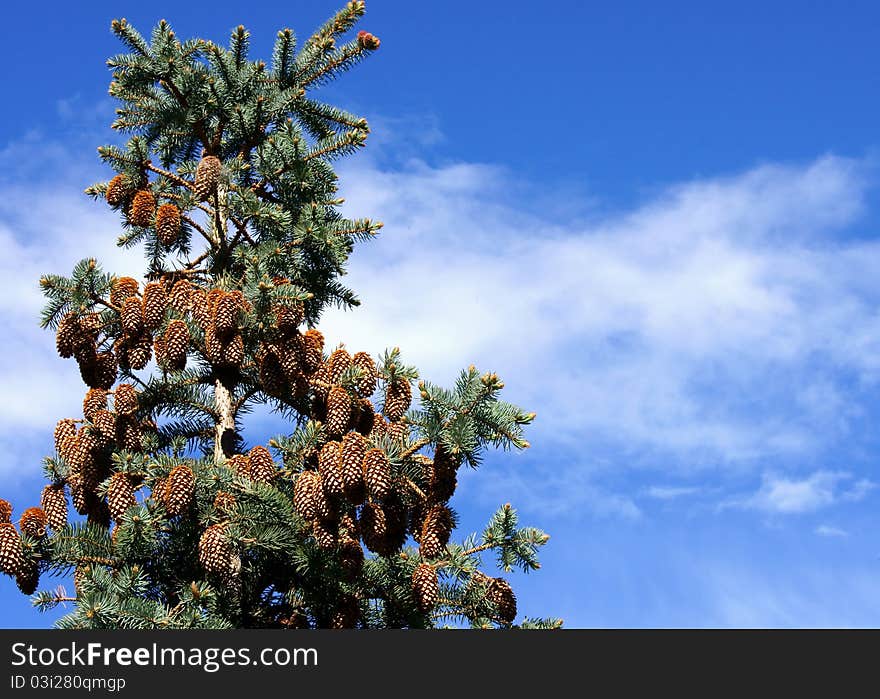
2, 0, 880, 627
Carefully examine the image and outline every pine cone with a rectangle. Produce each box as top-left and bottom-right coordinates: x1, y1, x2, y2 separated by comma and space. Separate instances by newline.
368, 411, 389, 443
163, 465, 195, 516
91, 352, 118, 390
227, 454, 251, 480
105, 174, 131, 207
40, 485, 68, 531
293, 471, 320, 520
73, 563, 91, 596
194, 155, 222, 201
169, 279, 193, 315
359, 502, 387, 554
326, 386, 352, 436
69, 477, 89, 516
301, 329, 324, 373
205, 327, 243, 368
92, 409, 116, 445
114, 384, 139, 416
155, 203, 181, 246
309, 364, 331, 401
191, 287, 211, 327
199, 523, 239, 578
339, 512, 359, 539
153, 335, 167, 367
120, 296, 144, 335
258, 346, 287, 396
110, 277, 139, 308
430, 445, 459, 502
54, 419, 77, 454
107, 472, 136, 521
213, 292, 240, 338
318, 441, 344, 500
142, 282, 168, 330
363, 448, 391, 502
327, 348, 352, 385
274, 303, 302, 333
0, 500, 11, 524
278, 337, 303, 382
0, 523, 22, 576
419, 504, 454, 559
340, 431, 367, 504
19, 507, 47, 538
55, 313, 82, 359
486, 577, 517, 624
412, 563, 439, 613
82, 388, 107, 421
129, 190, 156, 227
248, 445, 276, 484
16, 559, 39, 595
352, 352, 377, 398
126, 331, 153, 370
387, 421, 409, 444
384, 379, 412, 421
163, 319, 189, 371
212, 491, 237, 515
116, 415, 144, 453
311, 518, 337, 550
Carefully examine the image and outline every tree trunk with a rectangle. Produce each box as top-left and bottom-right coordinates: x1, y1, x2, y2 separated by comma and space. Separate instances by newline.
214, 377, 236, 463
211, 179, 236, 464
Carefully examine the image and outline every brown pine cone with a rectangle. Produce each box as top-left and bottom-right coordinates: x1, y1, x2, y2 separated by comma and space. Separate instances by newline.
40, 485, 67, 531
248, 445, 276, 484
114, 384, 139, 416
293, 471, 320, 520
411, 563, 439, 613
326, 386, 352, 436
105, 174, 132, 207
142, 282, 168, 330
301, 329, 324, 373
129, 190, 156, 227
19, 507, 47, 538
340, 431, 367, 505
318, 441, 344, 500
384, 379, 412, 421
155, 203, 181, 246
352, 352, 377, 398
163, 319, 189, 371
194, 155, 222, 201
110, 277, 139, 308
120, 296, 144, 335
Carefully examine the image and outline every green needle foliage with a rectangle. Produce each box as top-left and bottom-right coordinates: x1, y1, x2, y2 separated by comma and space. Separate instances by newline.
3, 2, 558, 629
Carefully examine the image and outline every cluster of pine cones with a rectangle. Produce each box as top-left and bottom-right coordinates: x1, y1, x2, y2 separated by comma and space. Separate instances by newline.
105, 154, 222, 246
54, 383, 154, 528
106, 175, 182, 246
0, 499, 45, 595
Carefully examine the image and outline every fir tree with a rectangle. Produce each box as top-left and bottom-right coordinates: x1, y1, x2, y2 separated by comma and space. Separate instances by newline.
4, 2, 559, 629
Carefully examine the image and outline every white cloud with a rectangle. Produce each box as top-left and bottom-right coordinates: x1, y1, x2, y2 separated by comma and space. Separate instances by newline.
328, 153, 879, 471
643, 486, 702, 500
815, 524, 848, 537
1, 130, 879, 520
726, 471, 874, 514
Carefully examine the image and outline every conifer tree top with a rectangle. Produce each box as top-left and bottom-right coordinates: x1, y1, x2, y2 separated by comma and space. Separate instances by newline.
6, 2, 558, 630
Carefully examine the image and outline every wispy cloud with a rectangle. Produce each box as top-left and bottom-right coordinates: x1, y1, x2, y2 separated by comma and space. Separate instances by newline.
643, 486, 702, 500
1, 127, 879, 520
724, 470, 875, 514
815, 524, 849, 537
